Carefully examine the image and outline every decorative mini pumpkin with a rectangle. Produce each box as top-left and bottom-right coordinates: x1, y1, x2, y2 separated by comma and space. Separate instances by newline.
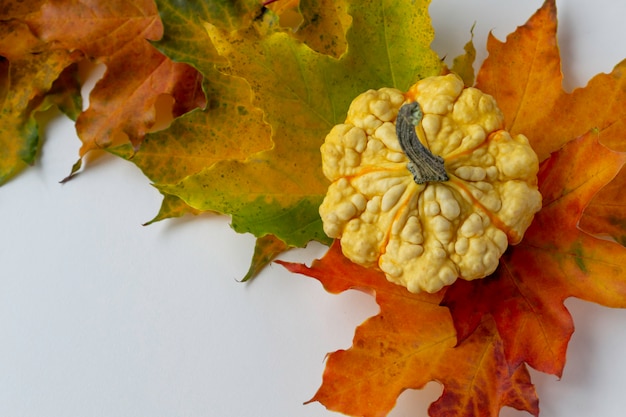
319, 74, 542, 293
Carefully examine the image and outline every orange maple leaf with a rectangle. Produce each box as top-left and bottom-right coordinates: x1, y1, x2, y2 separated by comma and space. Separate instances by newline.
441, 0, 626, 378
442, 132, 626, 376
475, 0, 626, 245
474, 0, 626, 162
279, 242, 539, 417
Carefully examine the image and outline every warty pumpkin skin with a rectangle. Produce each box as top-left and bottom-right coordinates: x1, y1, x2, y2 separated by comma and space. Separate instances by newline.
319, 74, 542, 293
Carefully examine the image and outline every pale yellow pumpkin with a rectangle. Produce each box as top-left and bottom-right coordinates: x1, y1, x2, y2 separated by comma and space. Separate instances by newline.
319, 74, 542, 293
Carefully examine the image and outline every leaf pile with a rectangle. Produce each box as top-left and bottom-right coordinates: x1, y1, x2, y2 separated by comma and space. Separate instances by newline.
2, 0, 626, 416
0, 0, 204, 183
283, 1, 626, 415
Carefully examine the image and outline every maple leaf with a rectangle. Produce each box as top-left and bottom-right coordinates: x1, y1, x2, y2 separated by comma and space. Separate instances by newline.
438, 1, 626, 378
474, 0, 626, 244
443, 130, 626, 377
111, 0, 350, 277
151, 0, 442, 250
107, 0, 274, 223
25, 0, 205, 156
475, 0, 626, 162
279, 241, 539, 417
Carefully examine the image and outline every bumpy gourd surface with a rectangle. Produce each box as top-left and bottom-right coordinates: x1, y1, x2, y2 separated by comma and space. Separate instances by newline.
319, 74, 542, 293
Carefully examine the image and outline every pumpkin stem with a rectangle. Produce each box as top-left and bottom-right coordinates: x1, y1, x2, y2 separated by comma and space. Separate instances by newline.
396, 102, 448, 184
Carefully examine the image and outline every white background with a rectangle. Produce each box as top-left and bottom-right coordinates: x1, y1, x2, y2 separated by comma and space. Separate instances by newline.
2, 0, 626, 416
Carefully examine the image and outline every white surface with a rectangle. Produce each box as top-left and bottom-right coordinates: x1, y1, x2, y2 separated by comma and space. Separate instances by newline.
1, 0, 626, 416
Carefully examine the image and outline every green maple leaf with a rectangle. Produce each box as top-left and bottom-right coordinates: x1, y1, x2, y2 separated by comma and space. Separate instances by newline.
135, 0, 442, 249
109, 0, 272, 222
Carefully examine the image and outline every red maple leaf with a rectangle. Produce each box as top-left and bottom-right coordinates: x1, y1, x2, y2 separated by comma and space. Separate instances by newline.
442, 131, 626, 376
280, 241, 539, 417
